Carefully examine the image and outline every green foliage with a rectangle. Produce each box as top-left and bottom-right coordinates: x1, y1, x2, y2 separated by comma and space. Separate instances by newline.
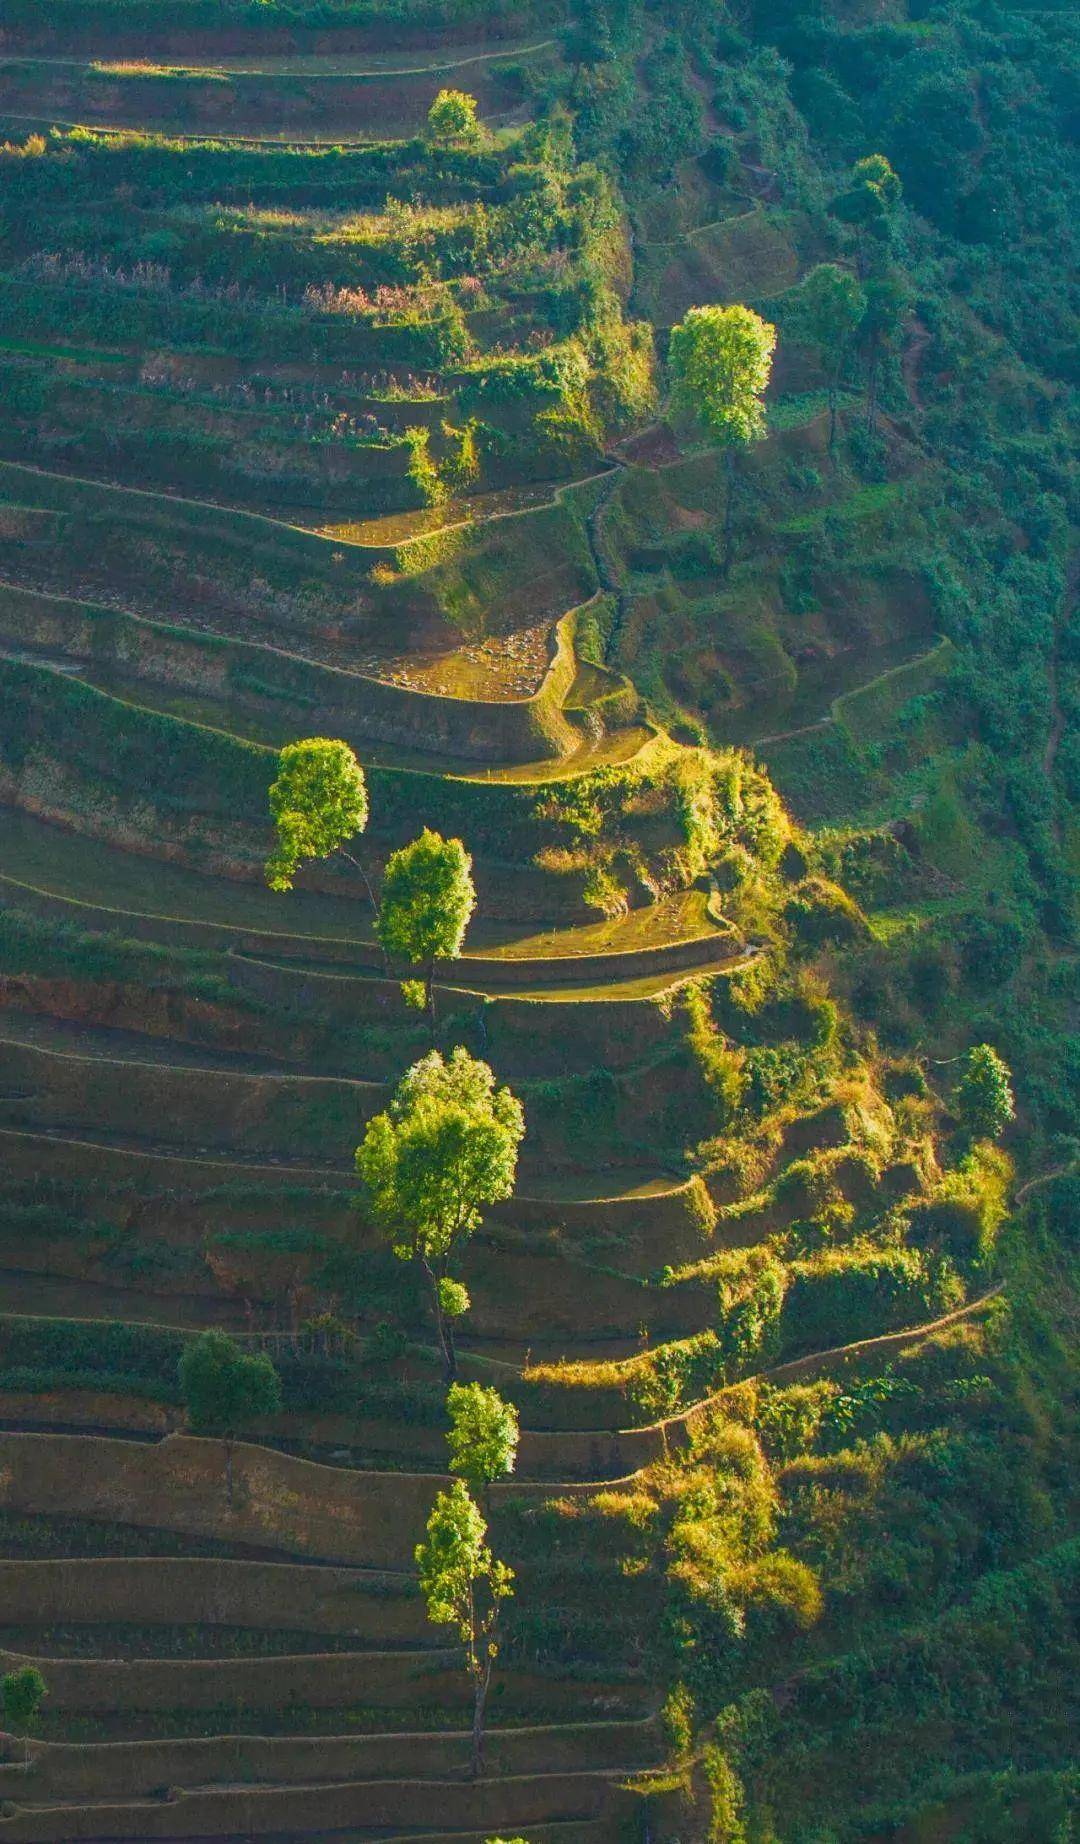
832, 153, 902, 232
446, 1381, 519, 1490
265, 738, 368, 893
177, 1331, 282, 1439
427, 90, 482, 146
0, 1666, 46, 1736
438, 1276, 471, 1320
356, 1047, 524, 1378
376, 829, 476, 1006
669, 305, 777, 449
954, 1045, 1016, 1142
415, 1479, 514, 1773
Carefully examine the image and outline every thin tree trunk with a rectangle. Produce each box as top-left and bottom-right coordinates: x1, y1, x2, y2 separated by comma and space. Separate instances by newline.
340, 849, 379, 918
423, 1261, 454, 1383
828, 360, 841, 450
721, 447, 737, 577
471, 1661, 491, 1779
225, 1439, 234, 1510
426, 956, 437, 1033
866, 350, 879, 434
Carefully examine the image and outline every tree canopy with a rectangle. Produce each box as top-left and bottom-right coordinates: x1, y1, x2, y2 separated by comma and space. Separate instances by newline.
1, 1666, 46, 1734
427, 89, 481, 144
178, 1330, 282, 1436
791, 264, 867, 445
446, 1381, 519, 1491
668, 303, 777, 449
415, 1479, 514, 1775
356, 1047, 524, 1379
377, 828, 476, 1016
954, 1045, 1016, 1142
265, 737, 368, 894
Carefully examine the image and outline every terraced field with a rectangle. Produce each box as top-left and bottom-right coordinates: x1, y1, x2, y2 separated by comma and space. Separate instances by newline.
0, 4, 1070, 1842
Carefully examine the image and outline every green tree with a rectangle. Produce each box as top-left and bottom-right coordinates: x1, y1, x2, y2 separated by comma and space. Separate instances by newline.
954, 1045, 1016, 1142
416, 1479, 514, 1777
833, 152, 902, 235
833, 153, 903, 281
860, 267, 910, 434
177, 1330, 283, 1507
356, 1047, 525, 1381
377, 829, 476, 1025
446, 1381, 519, 1504
427, 89, 481, 145
668, 303, 777, 572
1, 1666, 46, 1767
265, 737, 376, 912
792, 263, 867, 449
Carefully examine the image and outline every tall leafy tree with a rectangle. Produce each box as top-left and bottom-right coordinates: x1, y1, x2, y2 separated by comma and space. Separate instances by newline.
446, 1381, 519, 1505
415, 1479, 514, 1777
792, 263, 867, 449
668, 303, 777, 572
377, 829, 476, 1024
265, 737, 375, 912
356, 1047, 524, 1381
860, 267, 911, 434
177, 1331, 282, 1507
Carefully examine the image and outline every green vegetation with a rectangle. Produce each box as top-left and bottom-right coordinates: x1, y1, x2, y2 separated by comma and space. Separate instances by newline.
954, 1044, 1016, 1144
427, 90, 482, 147
377, 829, 477, 1020
669, 302, 776, 572
177, 1332, 283, 1505
357, 1048, 525, 1380
416, 1479, 515, 1778
265, 739, 369, 890
446, 1381, 519, 1498
1, 1664, 47, 1765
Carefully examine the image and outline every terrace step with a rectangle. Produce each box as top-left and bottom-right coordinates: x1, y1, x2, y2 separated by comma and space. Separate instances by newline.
0, 1126, 702, 1267
2, 1717, 661, 1802
0, 1773, 637, 1843
0, 40, 559, 141
0, 805, 714, 968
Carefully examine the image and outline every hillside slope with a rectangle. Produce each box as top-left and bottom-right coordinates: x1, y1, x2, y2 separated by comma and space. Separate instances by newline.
0, 1, 1075, 1841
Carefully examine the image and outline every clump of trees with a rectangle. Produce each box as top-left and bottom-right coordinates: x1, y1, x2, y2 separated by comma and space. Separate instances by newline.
178, 1330, 282, 1507
266, 742, 475, 1019
954, 1045, 1015, 1142
416, 1478, 514, 1777
357, 1047, 524, 1380
668, 302, 776, 572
